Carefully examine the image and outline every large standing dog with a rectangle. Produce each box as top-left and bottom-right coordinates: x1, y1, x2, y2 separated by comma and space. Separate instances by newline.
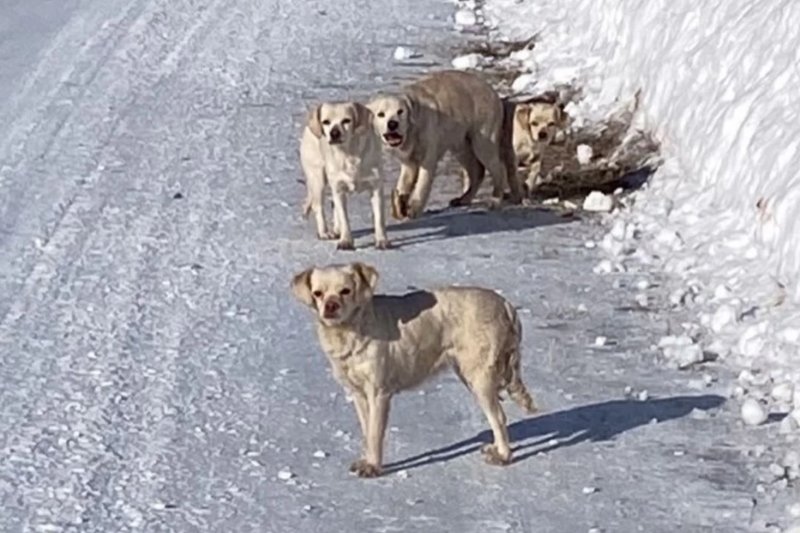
368, 70, 525, 220
300, 101, 390, 250
291, 262, 538, 477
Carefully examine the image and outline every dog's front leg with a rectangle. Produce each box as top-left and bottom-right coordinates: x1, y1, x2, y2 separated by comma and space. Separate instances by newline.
392, 162, 418, 220
330, 185, 354, 251
351, 391, 391, 478
370, 180, 390, 250
407, 157, 438, 219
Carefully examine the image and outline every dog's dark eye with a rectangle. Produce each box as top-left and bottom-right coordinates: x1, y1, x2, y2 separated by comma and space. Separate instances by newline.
312, 290, 323, 298
322, 119, 331, 126
377, 112, 385, 118
547, 121, 555, 127
340, 288, 351, 296
397, 109, 404, 115
342, 118, 352, 125
530, 121, 539, 127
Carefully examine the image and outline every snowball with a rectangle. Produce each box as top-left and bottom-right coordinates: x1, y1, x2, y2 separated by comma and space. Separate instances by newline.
635, 279, 650, 290
594, 336, 607, 347
393, 46, 419, 61
609, 220, 627, 241
710, 304, 737, 333
637, 390, 649, 401
277, 469, 295, 481
312, 450, 327, 459
583, 191, 614, 212
511, 73, 537, 93
592, 260, 614, 274
740, 398, 768, 426
658, 335, 704, 369
581, 486, 598, 495
576, 144, 594, 165
779, 415, 799, 434
451, 53, 483, 70
584, 240, 597, 249
454, 9, 477, 26
771, 382, 794, 404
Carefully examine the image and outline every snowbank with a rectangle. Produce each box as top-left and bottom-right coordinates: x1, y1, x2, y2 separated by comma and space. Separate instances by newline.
481, 0, 800, 297
473, 0, 800, 523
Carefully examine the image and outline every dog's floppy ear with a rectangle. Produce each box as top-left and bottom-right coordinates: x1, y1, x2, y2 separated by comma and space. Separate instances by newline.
353, 102, 372, 134
291, 267, 316, 307
514, 103, 531, 130
401, 93, 416, 128
554, 103, 565, 124
351, 262, 379, 296
306, 104, 323, 138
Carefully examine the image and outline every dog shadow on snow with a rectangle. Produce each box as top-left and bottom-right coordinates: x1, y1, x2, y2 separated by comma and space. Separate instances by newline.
383, 394, 725, 474
352, 205, 574, 247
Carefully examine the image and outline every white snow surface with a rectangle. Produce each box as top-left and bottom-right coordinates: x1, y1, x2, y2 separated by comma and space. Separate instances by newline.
0, 0, 798, 531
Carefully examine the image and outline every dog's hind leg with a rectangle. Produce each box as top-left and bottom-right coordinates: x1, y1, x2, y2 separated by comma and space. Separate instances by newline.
472, 132, 523, 206
449, 144, 485, 208
465, 371, 512, 465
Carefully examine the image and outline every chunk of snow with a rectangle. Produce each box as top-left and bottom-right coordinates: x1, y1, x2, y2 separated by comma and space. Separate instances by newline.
658, 335, 704, 369
454, 9, 477, 26
581, 486, 598, 494
511, 73, 537, 93
393, 46, 420, 61
710, 305, 737, 333
771, 382, 794, 404
451, 53, 483, 70
582, 191, 614, 212
594, 336, 607, 347
592, 260, 614, 274
277, 469, 295, 481
740, 398, 768, 426
576, 144, 594, 165
637, 390, 649, 401
312, 450, 327, 459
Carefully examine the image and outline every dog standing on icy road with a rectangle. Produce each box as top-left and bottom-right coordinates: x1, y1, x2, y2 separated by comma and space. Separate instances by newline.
368, 70, 525, 220
299, 101, 390, 250
291, 262, 538, 477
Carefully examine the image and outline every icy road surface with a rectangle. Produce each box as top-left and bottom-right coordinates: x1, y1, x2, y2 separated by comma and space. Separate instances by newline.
0, 0, 779, 531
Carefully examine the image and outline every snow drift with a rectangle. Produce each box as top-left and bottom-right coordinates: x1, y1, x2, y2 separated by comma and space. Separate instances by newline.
481, 0, 800, 304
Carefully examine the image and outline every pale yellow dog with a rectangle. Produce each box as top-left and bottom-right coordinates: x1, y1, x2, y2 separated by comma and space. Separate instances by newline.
291, 262, 538, 477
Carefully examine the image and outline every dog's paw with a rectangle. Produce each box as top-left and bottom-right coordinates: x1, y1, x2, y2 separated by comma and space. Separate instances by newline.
391, 191, 409, 220
318, 230, 338, 240
448, 195, 471, 208
480, 444, 511, 466
349, 459, 382, 478
336, 239, 356, 251
406, 200, 425, 219
374, 239, 392, 250
486, 197, 504, 211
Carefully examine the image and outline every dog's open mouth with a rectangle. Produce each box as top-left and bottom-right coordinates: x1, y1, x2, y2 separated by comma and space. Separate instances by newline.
383, 132, 404, 147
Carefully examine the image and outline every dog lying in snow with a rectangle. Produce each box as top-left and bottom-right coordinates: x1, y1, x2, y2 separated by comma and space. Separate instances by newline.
291, 262, 538, 477
299, 101, 390, 250
510, 98, 565, 194
368, 70, 525, 220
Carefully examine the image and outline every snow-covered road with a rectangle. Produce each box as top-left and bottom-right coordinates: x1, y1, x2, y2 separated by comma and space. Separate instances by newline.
0, 1, 783, 531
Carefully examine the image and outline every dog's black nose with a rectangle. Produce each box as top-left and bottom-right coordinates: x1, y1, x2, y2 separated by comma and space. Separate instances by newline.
330, 127, 342, 140
387, 120, 399, 131
324, 300, 340, 314
537, 130, 548, 141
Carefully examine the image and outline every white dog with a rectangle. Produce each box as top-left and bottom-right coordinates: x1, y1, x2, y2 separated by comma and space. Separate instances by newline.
292, 262, 538, 477
368, 70, 524, 220
299, 101, 390, 250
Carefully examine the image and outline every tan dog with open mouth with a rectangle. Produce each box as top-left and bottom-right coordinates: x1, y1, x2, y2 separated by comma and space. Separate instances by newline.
299, 101, 390, 250
291, 262, 538, 477
511, 99, 565, 194
368, 70, 525, 220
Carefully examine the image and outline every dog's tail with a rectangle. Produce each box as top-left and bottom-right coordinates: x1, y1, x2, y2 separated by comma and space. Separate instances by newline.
501, 300, 538, 414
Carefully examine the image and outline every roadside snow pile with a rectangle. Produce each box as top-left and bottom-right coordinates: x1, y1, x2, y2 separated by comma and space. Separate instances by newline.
476, 0, 800, 434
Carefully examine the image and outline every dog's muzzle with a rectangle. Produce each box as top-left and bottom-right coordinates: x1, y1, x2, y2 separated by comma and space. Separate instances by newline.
382, 131, 404, 148
329, 127, 342, 144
